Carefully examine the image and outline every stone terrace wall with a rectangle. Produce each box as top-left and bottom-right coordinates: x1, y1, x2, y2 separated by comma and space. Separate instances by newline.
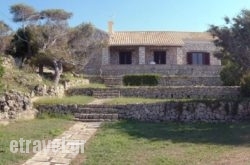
101, 65, 222, 86
103, 76, 223, 86
32, 84, 65, 97
117, 101, 250, 122
101, 65, 221, 77
67, 86, 240, 99
0, 91, 36, 120
36, 100, 250, 122
159, 76, 222, 86
32, 79, 89, 97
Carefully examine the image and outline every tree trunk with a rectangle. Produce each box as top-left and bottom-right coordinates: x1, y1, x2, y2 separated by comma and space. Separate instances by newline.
19, 57, 26, 68
38, 64, 44, 74
53, 59, 63, 86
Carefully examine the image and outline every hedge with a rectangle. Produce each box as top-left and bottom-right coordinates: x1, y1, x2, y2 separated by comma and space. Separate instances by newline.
123, 74, 160, 86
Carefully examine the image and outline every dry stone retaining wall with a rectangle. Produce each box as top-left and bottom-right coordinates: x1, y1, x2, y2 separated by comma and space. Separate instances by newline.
36, 100, 250, 122
159, 76, 222, 86
103, 76, 222, 86
67, 86, 240, 99
101, 65, 221, 77
32, 79, 89, 97
0, 91, 36, 120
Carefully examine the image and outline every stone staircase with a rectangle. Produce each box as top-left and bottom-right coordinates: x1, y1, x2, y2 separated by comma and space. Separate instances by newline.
103, 77, 123, 86
73, 106, 119, 122
92, 89, 120, 98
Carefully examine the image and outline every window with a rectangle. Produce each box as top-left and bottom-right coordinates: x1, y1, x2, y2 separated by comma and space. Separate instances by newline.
187, 52, 210, 65
119, 51, 132, 64
154, 51, 166, 64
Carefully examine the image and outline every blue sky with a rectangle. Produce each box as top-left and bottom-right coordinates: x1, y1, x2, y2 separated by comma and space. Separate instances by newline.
1, 0, 250, 32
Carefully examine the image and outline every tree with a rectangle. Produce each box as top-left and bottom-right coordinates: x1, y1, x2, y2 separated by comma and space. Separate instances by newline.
40, 9, 72, 23
9, 26, 40, 67
0, 21, 11, 36
31, 51, 74, 85
9, 4, 40, 67
68, 23, 108, 68
0, 57, 4, 89
36, 9, 72, 85
209, 9, 250, 73
9, 4, 73, 85
0, 21, 12, 53
220, 61, 241, 85
8, 3, 107, 86
10, 3, 39, 26
0, 21, 6, 87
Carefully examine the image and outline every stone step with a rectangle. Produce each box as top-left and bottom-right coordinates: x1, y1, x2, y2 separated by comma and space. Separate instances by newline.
93, 95, 119, 99
93, 92, 120, 96
73, 118, 117, 122
93, 94, 120, 97
94, 89, 120, 92
93, 92, 120, 95
92, 90, 121, 98
75, 108, 118, 114
74, 113, 119, 120
93, 90, 120, 92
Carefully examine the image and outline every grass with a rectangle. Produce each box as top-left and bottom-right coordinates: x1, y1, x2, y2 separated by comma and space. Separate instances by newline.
104, 97, 198, 105
105, 97, 250, 105
74, 83, 106, 88
105, 97, 169, 105
0, 118, 74, 165
1, 67, 53, 93
76, 121, 250, 165
33, 95, 94, 105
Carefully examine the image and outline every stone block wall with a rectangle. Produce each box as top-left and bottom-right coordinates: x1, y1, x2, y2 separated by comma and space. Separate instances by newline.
0, 91, 36, 120
36, 100, 250, 122
116, 101, 250, 122
102, 76, 222, 86
101, 65, 221, 77
182, 40, 221, 65
32, 84, 65, 97
159, 76, 222, 86
139, 47, 146, 64
66, 86, 240, 99
102, 48, 109, 65
144, 46, 177, 64
103, 77, 122, 86
109, 46, 139, 65
107, 44, 220, 66
32, 79, 89, 97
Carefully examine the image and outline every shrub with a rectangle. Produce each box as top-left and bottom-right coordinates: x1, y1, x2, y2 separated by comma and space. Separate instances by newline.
0, 56, 4, 89
220, 62, 241, 86
240, 73, 250, 97
123, 74, 160, 86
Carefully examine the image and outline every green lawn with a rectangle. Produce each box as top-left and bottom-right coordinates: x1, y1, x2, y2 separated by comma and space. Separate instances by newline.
0, 118, 74, 165
74, 83, 106, 88
105, 97, 181, 105
33, 95, 94, 105
79, 121, 250, 165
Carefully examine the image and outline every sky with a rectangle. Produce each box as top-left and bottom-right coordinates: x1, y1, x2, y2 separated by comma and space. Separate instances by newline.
1, 0, 250, 32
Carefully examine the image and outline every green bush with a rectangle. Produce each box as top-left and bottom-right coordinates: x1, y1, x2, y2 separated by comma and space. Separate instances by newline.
0, 56, 4, 90
123, 74, 160, 86
220, 62, 241, 86
240, 73, 250, 97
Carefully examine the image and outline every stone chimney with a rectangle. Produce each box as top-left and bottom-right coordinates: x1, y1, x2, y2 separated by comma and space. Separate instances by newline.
108, 21, 114, 33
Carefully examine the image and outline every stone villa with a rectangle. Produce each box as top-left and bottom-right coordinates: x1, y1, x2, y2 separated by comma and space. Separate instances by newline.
84, 22, 222, 86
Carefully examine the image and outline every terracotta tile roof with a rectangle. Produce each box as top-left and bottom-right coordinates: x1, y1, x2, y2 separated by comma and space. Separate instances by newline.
109, 31, 213, 46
